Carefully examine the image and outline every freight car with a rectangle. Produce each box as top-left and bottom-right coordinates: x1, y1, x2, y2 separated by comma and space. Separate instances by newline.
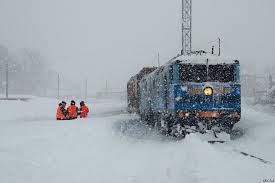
127, 67, 157, 113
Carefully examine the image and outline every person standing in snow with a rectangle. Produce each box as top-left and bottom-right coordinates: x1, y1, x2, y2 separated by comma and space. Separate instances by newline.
79, 101, 89, 118
67, 100, 78, 120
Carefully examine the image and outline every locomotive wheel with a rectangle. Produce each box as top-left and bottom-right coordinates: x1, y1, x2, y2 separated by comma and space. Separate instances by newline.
225, 125, 233, 135
171, 123, 186, 138
154, 113, 161, 130
146, 112, 155, 127
221, 120, 234, 135
160, 118, 169, 136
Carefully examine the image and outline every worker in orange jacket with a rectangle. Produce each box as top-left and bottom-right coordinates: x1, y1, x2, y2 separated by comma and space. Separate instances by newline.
67, 100, 78, 120
56, 103, 67, 120
79, 101, 89, 118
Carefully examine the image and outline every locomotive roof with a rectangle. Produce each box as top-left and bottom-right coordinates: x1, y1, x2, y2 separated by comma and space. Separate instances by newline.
171, 54, 239, 65
128, 67, 157, 83
140, 54, 239, 82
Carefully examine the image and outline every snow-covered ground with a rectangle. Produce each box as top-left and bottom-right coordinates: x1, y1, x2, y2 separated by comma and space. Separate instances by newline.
0, 97, 275, 183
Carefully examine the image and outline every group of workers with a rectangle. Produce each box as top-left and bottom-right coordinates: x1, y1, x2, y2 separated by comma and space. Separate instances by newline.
56, 100, 89, 120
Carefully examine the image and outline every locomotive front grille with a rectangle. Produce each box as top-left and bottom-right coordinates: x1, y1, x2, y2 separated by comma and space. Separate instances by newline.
177, 95, 240, 104
197, 112, 221, 118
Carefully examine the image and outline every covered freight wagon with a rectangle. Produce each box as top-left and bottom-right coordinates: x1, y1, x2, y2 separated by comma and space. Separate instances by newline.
127, 67, 157, 113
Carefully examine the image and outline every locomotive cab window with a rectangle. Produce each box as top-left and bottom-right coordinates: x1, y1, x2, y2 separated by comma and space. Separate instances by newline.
179, 63, 235, 83
169, 65, 173, 83
208, 64, 235, 82
180, 64, 207, 82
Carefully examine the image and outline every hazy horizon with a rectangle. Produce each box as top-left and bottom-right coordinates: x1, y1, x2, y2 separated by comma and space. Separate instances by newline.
0, 0, 274, 94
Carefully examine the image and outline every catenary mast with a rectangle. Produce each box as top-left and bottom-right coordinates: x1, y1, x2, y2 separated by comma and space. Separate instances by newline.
181, 0, 192, 55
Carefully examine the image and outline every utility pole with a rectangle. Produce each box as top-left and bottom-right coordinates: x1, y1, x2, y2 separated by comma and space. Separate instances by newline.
218, 37, 221, 56
105, 80, 108, 93
85, 78, 88, 101
57, 73, 60, 99
181, 0, 192, 55
157, 52, 160, 67
5, 56, 9, 99
212, 46, 214, 55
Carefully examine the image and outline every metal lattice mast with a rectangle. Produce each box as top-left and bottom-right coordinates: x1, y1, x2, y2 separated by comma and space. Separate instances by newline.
181, 0, 192, 55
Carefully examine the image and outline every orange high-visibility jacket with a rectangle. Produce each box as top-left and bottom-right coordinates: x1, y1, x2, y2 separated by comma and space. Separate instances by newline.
80, 105, 89, 118
56, 106, 66, 120
67, 105, 78, 119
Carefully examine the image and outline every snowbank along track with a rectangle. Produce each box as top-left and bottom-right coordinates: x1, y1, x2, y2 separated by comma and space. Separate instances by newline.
113, 116, 272, 165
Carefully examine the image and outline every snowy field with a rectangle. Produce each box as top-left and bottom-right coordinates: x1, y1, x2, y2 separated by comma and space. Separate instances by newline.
0, 97, 275, 183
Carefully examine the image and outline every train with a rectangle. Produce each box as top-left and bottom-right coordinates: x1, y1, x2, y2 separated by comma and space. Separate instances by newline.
127, 67, 157, 113
127, 54, 241, 137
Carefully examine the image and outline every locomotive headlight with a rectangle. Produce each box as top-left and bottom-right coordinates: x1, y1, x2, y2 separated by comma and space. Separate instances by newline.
204, 87, 213, 96
178, 112, 190, 118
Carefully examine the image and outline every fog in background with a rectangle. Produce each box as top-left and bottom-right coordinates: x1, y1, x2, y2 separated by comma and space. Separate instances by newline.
0, 0, 274, 97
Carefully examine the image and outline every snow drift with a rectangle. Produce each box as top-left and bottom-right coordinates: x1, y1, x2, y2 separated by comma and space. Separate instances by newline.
0, 97, 274, 183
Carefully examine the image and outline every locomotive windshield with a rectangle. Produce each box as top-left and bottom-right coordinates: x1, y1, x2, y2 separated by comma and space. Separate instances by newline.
180, 64, 207, 82
208, 64, 234, 82
179, 64, 235, 83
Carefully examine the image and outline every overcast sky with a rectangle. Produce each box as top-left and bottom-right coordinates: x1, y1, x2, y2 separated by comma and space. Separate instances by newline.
0, 0, 274, 92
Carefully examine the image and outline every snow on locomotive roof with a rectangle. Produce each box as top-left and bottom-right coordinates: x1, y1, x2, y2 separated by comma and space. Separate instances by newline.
140, 54, 239, 81
172, 54, 239, 65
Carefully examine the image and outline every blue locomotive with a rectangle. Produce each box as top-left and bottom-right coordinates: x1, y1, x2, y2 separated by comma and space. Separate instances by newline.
137, 54, 241, 137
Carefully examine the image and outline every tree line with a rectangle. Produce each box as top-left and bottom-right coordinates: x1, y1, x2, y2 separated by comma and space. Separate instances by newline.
0, 45, 49, 96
